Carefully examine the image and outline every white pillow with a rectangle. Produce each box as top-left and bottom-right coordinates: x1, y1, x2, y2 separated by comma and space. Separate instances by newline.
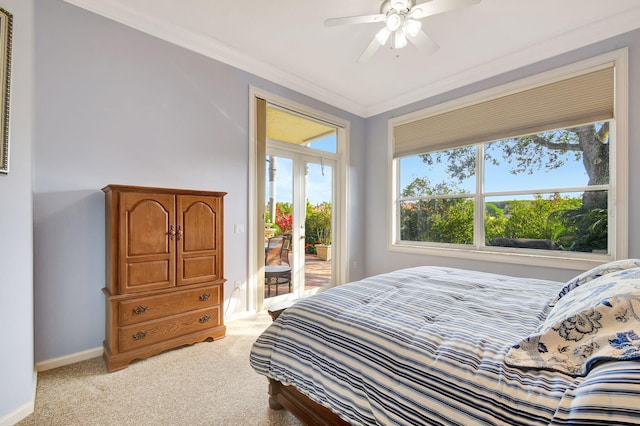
549, 258, 640, 307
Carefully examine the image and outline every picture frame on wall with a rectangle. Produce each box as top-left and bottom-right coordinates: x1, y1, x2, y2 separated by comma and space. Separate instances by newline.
0, 7, 12, 175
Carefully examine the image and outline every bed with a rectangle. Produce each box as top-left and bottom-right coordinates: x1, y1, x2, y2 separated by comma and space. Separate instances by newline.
250, 261, 640, 425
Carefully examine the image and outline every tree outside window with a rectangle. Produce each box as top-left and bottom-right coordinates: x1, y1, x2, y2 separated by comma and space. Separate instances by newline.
398, 121, 611, 254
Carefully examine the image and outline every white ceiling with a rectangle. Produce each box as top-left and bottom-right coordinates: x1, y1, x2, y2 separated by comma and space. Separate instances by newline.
63, 0, 640, 118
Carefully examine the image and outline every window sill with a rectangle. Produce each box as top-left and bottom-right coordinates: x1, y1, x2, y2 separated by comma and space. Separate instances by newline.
389, 242, 612, 272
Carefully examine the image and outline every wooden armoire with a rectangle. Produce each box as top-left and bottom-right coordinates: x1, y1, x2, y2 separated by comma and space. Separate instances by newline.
102, 185, 226, 372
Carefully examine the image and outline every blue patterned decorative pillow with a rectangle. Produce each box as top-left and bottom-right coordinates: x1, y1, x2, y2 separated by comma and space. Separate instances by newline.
505, 268, 640, 376
549, 259, 640, 307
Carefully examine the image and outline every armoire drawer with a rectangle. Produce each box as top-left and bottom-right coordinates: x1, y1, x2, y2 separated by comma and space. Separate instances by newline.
118, 285, 220, 326
118, 306, 221, 353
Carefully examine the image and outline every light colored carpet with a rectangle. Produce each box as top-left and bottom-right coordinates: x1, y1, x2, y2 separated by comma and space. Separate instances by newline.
18, 312, 303, 426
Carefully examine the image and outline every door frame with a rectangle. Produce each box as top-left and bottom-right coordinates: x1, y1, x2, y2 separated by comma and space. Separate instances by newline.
248, 86, 350, 312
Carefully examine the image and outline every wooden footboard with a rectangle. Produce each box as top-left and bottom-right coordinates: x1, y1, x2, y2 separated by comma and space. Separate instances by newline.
268, 378, 350, 426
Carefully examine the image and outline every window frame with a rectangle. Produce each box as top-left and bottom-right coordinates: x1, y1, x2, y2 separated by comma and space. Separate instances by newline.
388, 49, 628, 271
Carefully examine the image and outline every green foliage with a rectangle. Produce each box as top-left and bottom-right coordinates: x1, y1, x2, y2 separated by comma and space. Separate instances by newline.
277, 202, 293, 215
265, 201, 332, 254
401, 177, 464, 197
549, 207, 608, 252
306, 202, 332, 246
400, 176, 603, 251
400, 196, 474, 244
430, 200, 474, 244
495, 195, 581, 241
485, 202, 504, 218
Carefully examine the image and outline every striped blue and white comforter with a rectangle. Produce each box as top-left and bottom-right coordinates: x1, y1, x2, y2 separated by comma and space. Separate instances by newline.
250, 266, 640, 425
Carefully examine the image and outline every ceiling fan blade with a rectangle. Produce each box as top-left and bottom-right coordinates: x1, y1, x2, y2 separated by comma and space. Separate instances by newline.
357, 37, 384, 63
324, 14, 386, 27
406, 29, 440, 55
409, 0, 481, 20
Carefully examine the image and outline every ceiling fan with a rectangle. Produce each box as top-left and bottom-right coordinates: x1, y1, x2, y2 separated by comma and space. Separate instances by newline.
325, 0, 481, 62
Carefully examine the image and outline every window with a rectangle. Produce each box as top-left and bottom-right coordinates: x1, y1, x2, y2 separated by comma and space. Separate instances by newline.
399, 122, 610, 250
390, 50, 628, 269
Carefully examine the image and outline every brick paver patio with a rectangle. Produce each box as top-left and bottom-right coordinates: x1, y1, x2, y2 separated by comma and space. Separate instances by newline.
265, 254, 331, 298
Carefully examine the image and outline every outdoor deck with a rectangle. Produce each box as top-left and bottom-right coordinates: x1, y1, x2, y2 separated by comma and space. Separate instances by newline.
265, 254, 331, 298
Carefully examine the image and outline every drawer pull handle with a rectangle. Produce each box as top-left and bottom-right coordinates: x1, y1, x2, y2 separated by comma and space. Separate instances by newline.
133, 331, 147, 340
199, 315, 211, 323
168, 225, 176, 240
132, 305, 150, 315
199, 293, 211, 301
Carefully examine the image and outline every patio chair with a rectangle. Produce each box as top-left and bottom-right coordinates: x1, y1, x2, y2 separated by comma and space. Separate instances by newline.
265, 234, 292, 296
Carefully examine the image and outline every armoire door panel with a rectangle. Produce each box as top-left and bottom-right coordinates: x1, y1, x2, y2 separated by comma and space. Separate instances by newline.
181, 198, 218, 252
126, 260, 172, 290
182, 256, 216, 279
177, 195, 222, 286
126, 201, 170, 256
120, 192, 176, 292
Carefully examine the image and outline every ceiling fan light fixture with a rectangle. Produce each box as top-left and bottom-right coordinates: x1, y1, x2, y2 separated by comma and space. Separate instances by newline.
403, 19, 422, 37
385, 13, 403, 32
393, 30, 408, 49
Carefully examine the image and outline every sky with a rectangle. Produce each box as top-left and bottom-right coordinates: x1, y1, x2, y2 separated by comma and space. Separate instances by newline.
400, 142, 591, 199
267, 136, 335, 206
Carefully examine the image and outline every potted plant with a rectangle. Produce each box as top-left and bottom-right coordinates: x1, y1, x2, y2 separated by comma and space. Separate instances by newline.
305, 202, 332, 261
315, 227, 332, 261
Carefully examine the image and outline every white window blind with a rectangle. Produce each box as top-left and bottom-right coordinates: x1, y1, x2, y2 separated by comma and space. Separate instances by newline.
393, 65, 614, 158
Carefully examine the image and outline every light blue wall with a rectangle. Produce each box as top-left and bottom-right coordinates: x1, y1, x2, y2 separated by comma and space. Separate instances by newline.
363, 30, 640, 281
0, 0, 35, 423
33, 0, 365, 363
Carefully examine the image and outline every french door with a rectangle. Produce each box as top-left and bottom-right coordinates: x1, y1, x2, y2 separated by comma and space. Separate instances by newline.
251, 90, 348, 312
265, 148, 335, 300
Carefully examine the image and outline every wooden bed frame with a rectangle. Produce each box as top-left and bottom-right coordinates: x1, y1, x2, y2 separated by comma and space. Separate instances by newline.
268, 378, 350, 426
266, 303, 350, 425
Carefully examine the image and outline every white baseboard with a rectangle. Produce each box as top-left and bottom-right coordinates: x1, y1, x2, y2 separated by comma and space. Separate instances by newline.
0, 371, 36, 426
36, 347, 103, 372
0, 400, 34, 426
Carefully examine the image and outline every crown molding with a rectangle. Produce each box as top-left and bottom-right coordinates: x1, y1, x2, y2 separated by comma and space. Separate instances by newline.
65, 0, 640, 118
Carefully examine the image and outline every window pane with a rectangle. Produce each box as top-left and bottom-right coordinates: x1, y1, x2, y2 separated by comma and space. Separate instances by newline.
306, 134, 337, 154
485, 122, 609, 193
400, 198, 474, 244
399, 146, 476, 196
485, 191, 608, 253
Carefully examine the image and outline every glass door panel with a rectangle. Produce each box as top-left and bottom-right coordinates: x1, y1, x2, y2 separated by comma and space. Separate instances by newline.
303, 161, 333, 293
264, 155, 294, 299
